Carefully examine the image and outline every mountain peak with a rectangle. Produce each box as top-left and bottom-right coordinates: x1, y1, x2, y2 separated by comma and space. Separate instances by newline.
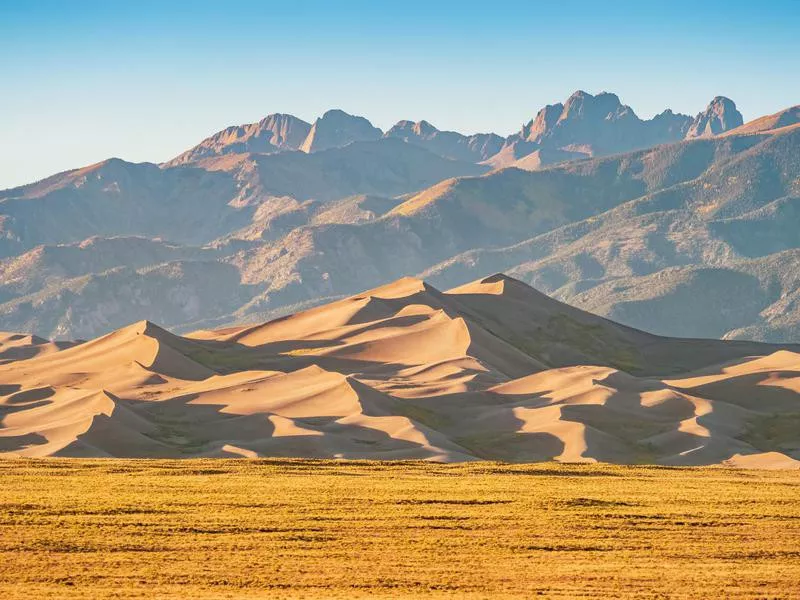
562, 90, 623, 114
299, 109, 383, 153
557, 90, 633, 128
387, 119, 439, 138
320, 108, 353, 119
710, 95, 735, 105
522, 103, 564, 142
685, 96, 743, 138
566, 89, 591, 101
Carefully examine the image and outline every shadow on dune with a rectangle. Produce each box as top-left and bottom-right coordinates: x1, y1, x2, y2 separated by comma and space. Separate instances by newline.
0, 346, 43, 362
0, 431, 49, 452
0, 386, 56, 424
343, 286, 463, 324
396, 386, 568, 462
401, 366, 795, 465
6, 386, 56, 404
0, 341, 78, 365
38, 381, 472, 460
4, 286, 799, 463
671, 371, 800, 412
181, 334, 422, 380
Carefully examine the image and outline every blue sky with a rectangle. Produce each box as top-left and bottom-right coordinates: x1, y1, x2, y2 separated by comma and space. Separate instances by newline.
2, 0, 799, 188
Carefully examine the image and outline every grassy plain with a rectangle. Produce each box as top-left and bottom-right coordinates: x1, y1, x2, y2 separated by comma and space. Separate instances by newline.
1, 459, 798, 599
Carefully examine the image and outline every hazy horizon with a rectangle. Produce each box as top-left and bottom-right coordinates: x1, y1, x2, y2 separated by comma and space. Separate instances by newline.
2, 0, 799, 189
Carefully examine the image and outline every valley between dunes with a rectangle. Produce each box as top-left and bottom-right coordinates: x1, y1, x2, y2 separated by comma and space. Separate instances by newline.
1, 274, 799, 467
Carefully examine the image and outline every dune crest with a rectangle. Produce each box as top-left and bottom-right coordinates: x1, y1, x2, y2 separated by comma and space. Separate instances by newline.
1, 275, 798, 466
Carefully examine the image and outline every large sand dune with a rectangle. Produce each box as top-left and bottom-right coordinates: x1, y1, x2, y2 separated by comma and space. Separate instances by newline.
1, 274, 798, 466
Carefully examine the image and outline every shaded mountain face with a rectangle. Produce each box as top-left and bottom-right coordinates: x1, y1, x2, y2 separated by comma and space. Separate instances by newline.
0, 159, 244, 255
419, 126, 800, 342
562, 251, 800, 342
2, 95, 799, 344
215, 123, 800, 344
164, 113, 312, 166
1, 274, 798, 466
299, 109, 383, 152
385, 120, 504, 162
685, 96, 744, 138
0, 139, 484, 257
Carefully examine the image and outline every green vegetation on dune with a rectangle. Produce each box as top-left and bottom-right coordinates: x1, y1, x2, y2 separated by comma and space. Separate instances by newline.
742, 413, 800, 454
1, 460, 798, 599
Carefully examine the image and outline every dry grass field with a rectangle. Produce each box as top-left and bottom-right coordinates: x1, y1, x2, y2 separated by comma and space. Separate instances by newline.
1, 460, 799, 599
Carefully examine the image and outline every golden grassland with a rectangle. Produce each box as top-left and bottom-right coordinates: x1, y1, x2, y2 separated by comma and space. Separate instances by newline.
1, 460, 799, 599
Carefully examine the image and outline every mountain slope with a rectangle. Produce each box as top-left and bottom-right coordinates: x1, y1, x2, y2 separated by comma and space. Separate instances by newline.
0, 139, 486, 338
2, 96, 799, 342
0, 140, 484, 256
419, 125, 800, 341
1, 275, 797, 466
724, 105, 800, 136
5, 115, 797, 341
229, 124, 793, 313
0, 159, 243, 256
563, 250, 800, 342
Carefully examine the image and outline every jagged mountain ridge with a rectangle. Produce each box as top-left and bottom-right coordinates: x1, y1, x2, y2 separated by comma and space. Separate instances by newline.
487, 91, 747, 169
162, 92, 744, 172
385, 120, 504, 162
164, 113, 312, 167
488, 91, 693, 168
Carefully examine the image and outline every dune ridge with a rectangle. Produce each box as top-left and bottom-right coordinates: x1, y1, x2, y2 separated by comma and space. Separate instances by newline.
1, 274, 798, 467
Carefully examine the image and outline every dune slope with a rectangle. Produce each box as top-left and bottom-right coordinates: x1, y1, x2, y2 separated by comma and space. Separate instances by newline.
1, 275, 798, 466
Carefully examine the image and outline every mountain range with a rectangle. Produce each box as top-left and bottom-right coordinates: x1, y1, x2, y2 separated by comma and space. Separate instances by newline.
2, 274, 798, 466
1, 90, 799, 343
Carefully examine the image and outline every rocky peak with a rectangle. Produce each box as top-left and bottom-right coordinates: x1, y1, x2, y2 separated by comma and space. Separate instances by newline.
522, 103, 564, 142
254, 113, 312, 149
385, 120, 502, 162
492, 91, 698, 169
388, 120, 416, 134
560, 91, 629, 123
685, 96, 743, 138
649, 108, 693, 137
163, 113, 311, 166
386, 119, 439, 139
299, 109, 383, 153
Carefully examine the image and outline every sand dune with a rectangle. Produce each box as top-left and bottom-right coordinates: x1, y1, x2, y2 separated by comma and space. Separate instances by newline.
1, 275, 798, 467
0, 332, 77, 366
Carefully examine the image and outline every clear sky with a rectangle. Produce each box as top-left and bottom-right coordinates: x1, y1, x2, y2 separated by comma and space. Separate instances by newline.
2, 0, 799, 189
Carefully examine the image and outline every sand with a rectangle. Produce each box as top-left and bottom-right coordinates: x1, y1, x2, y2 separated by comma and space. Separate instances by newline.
1, 274, 798, 466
